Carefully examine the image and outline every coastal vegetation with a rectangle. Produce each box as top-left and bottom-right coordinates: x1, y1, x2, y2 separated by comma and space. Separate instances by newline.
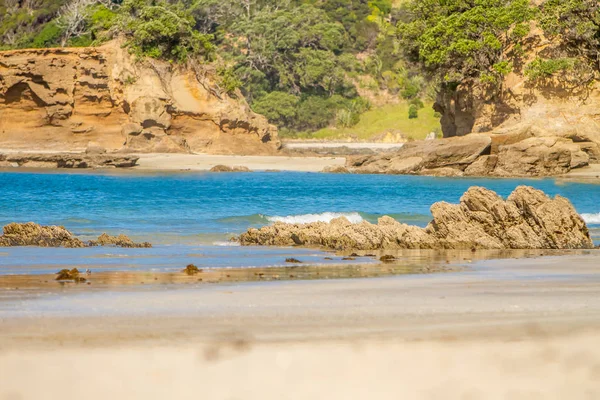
1, 0, 599, 138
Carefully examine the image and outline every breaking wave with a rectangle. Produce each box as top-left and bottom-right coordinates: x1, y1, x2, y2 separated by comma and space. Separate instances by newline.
582, 213, 600, 225
266, 212, 364, 224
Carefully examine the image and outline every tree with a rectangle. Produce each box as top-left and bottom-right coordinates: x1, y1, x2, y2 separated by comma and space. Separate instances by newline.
116, 0, 214, 61
397, 0, 535, 85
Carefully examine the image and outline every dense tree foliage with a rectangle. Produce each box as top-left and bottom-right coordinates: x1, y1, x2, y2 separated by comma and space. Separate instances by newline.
7, 0, 597, 134
0, 0, 409, 134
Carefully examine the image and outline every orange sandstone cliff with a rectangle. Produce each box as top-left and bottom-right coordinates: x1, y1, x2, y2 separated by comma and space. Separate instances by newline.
0, 41, 279, 155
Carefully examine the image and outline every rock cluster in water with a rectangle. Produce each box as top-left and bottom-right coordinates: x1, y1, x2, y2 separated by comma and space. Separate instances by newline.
239, 186, 593, 250
0, 222, 151, 248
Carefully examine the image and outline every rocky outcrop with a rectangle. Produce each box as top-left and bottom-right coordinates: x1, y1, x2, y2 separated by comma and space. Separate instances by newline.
0, 222, 86, 248
88, 233, 151, 248
348, 131, 591, 177
209, 165, 251, 172
0, 152, 138, 168
239, 186, 593, 250
0, 222, 151, 248
0, 42, 280, 155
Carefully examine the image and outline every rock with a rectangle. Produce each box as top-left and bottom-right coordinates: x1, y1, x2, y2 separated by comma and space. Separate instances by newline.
182, 264, 201, 275
56, 268, 86, 283
348, 135, 492, 174
85, 142, 107, 155
238, 186, 593, 250
0, 42, 280, 155
493, 137, 589, 176
1, 152, 138, 168
464, 155, 498, 176
322, 165, 350, 174
209, 165, 252, 172
380, 255, 397, 262
129, 96, 172, 130
419, 167, 463, 177
0, 223, 153, 248
122, 123, 143, 136
88, 233, 152, 248
285, 258, 302, 263
0, 222, 86, 248
348, 133, 591, 177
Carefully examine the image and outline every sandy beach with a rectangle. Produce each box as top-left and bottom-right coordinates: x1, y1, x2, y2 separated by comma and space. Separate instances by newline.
134, 153, 347, 172
1, 252, 599, 399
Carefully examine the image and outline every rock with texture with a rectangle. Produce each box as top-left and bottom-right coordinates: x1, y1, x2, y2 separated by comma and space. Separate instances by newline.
0, 222, 86, 248
209, 165, 252, 172
0, 223, 152, 248
348, 132, 591, 177
0, 42, 279, 155
0, 152, 138, 168
88, 233, 151, 248
239, 186, 593, 250
348, 135, 492, 175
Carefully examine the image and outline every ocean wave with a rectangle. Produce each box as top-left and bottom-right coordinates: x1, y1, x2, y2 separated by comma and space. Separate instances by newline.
266, 212, 364, 224
217, 211, 432, 226
582, 213, 600, 225
213, 241, 241, 247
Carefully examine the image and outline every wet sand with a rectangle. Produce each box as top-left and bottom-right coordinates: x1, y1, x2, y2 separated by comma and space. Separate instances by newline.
1, 251, 600, 399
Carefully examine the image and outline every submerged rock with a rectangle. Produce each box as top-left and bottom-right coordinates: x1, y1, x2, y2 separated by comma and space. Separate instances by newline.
238, 186, 593, 250
0, 223, 152, 248
88, 233, 152, 248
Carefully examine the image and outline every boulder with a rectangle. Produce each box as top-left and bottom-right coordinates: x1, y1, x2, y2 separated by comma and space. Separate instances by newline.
88, 233, 152, 248
322, 165, 350, 174
209, 165, 252, 172
238, 186, 593, 250
0, 222, 86, 248
493, 137, 589, 176
348, 135, 492, 174
0, 223, 153, 248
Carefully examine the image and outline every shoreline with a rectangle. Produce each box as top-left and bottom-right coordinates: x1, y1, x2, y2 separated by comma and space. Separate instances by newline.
1, 253, 600, 399
1, 148, 599, 180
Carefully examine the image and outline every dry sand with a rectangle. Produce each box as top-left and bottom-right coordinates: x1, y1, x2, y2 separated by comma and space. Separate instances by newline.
1, 252, 600, 399
134, 153, 346, 172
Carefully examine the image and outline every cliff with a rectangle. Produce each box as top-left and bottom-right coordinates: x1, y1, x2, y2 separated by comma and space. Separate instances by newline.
0, 41, 280, 155
435, 27, 600, 147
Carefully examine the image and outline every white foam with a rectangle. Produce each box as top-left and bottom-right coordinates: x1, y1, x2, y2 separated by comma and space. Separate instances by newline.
213, 241, 241, 247
267, 212, 364, 224
581, 213, 600, 225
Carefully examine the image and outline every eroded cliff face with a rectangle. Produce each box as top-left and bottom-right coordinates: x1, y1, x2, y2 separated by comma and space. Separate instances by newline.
0, 42, 279, 154
434, 27, 600, 149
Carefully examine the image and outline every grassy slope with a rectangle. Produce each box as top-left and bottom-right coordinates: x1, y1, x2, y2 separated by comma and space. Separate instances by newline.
291, 102, 441, 141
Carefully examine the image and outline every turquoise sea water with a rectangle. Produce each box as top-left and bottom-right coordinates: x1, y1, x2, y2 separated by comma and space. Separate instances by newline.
1, 171, 599, 274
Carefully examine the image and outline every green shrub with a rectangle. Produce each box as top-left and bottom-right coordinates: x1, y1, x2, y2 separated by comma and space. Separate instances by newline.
252, 92, 300, 127
524, 57, 576, 80
408, 104, 419, 119
117, 0, 214, 62
410, 98, 424, 109
32, 21, 63, 48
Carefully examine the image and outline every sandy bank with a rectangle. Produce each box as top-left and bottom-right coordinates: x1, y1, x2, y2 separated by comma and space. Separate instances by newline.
134, 153, 346, 172
1, 252, 599, 399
